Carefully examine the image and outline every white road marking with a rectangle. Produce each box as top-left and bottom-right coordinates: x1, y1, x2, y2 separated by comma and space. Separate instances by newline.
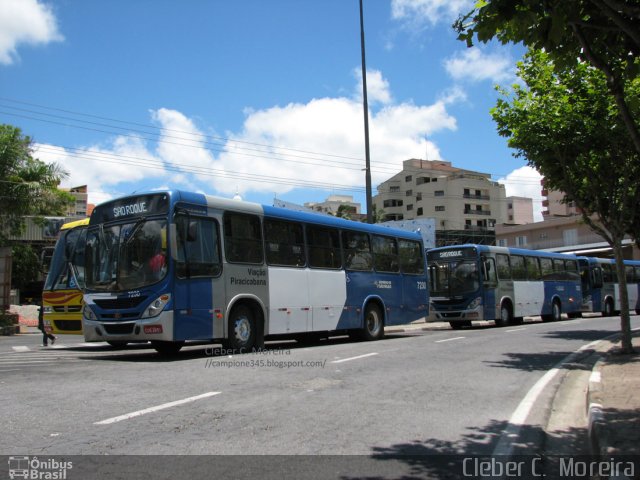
94, 391, 221, 425
435, 336, 465, 343
331, 352, 378, 364
12, 346, 30, 352
505, 328, 527, 333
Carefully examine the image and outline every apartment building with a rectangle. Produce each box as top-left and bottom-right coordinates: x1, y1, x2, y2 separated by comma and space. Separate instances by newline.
304, 195, 361, 216
373, 159, 507, 245
506, 196, 534, 224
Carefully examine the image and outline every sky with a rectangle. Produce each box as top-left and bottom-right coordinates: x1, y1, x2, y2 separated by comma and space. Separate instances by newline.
0, 0, 544, 220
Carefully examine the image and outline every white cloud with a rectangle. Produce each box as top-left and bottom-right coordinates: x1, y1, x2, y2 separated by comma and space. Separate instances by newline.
444, 48, 514, 83
34, 135, 166, 206
36, 70, 462, 205
391, 0, 473, 27
353, 68, 392, 106
0, 0, 63, 65
498, 166, 545, 222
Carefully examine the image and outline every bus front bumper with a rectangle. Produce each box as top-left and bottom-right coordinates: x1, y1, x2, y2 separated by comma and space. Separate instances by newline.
83, 310, 174, 343
431, 306, 485, 323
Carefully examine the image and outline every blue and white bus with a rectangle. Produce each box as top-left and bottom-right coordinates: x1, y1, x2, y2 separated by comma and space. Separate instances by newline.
578, 256, 640, 316
427, 244, 583, 329
82, 190, 428, 354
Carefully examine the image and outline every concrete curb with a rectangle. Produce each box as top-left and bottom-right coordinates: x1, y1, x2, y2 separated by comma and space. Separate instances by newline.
586, 356, 607, 457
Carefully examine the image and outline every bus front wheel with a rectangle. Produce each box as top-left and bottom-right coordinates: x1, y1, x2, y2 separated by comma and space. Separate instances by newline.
225, 305, 257, 352
495, 302, 513, 327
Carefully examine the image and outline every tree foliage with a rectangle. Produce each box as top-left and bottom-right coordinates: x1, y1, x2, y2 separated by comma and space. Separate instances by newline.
455, 0, 640, 155
491, 49, 640, 352
0, 124, 73, 245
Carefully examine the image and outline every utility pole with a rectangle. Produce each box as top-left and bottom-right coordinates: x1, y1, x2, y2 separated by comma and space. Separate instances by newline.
359, 0, 373, 223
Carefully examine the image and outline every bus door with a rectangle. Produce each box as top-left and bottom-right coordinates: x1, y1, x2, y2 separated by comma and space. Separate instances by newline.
481, 256, 498, 319
172, 214, 224, 341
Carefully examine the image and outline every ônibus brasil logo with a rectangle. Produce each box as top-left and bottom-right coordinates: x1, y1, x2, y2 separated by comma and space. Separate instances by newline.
8, 456, 72, 479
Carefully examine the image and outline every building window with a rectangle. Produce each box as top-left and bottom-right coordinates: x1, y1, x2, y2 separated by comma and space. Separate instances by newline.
497, 239, 507, 247
406, 204, 413, 211
516, 235, 527, 247
406, 189, 412, 197
416, 192, 422, 201
434, 190, 444, 197
563, 229, 577, 245
416, 177, 430, 185
435, 206, 445, 212
405, 175, 412, 182
417, 207, 423, 216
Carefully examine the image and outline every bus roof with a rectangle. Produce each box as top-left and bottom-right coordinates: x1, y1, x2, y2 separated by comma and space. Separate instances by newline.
427, 243, 580, 260
60, 217, 90, 231
91, 190, 423, 242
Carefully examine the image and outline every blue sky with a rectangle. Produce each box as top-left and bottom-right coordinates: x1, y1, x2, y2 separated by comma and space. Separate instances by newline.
0, 0, 543, 219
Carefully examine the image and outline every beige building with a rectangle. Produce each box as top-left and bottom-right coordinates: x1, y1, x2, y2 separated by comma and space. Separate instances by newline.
506, 196, 534, 224
373, 159, 508, 244
304, 194, 361, 216
541, 181, 580, 217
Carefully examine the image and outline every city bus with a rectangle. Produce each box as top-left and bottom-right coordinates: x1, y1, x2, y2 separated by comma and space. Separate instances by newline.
427, 244, 583, 329
578, 256, 640, 316
82, 190, 429, 354
42, 217, 89, 335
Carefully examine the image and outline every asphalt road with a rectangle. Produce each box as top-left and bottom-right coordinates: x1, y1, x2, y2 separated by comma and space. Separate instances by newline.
1, 315, 638, 479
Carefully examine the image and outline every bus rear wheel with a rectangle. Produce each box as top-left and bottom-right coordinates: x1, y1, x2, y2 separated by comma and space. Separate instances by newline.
359, 303, 384, 341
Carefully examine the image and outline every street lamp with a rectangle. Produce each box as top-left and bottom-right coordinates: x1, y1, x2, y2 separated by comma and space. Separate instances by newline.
359, 0, 373, 224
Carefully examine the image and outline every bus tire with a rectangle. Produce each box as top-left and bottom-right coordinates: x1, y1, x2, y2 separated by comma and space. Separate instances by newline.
360, 303, 384, 341
551, 300, 562, 322
603, 299, 614, 317
152, 341, 184, 355
107, 341, 128, 349
495, 302, 513, 327
225, 304, 257, 352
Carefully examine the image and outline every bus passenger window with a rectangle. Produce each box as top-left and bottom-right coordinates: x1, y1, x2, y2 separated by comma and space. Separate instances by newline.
264, 219, 305, 267
343, 231, 372, 271
372, 235, 399, 273
307, 226, 341, 269
224, 213, 264, 264
496, 254, 511, 280
398, 240, 424, 275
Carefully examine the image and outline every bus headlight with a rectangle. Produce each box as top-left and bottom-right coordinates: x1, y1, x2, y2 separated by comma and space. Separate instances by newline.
467, 297, 482, 310
141, 294, 171, 319
83, 305, 97, 321
43, 306, 53, 314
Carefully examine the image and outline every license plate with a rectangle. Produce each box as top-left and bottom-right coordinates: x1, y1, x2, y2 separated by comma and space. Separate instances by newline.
144, 325, 163, 334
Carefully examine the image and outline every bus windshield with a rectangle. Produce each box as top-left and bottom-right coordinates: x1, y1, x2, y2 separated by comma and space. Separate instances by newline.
430, 259, 479, 297
44, 226, 87, 291
85, 218, 167, 292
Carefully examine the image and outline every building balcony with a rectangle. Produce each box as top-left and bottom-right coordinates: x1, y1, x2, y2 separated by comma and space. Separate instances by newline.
463, 193, 490, 200
464, 209, 491, 216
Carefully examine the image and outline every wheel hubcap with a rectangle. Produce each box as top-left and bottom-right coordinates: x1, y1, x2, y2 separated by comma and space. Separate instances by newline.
234, 317, 251, 343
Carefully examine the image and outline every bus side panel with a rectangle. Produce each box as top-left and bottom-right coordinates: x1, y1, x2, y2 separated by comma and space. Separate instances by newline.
267, 267, 310, 334
628, 283, 638, 311
401, 274, 428, 323
513, 281, 544, 317
338, 271, 385, 329
483, 288, 497, 320
372, 272, 403, 326
308, 269, 347, 332
173, 276, 215, 341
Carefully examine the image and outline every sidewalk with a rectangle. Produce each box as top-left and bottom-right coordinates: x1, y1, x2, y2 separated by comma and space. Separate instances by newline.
587, 333, 640, 457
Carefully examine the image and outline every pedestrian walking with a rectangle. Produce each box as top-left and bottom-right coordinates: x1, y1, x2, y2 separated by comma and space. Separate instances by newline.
38, 300, 56, 347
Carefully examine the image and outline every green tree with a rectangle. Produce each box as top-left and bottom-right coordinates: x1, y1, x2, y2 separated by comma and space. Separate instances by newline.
455, 0, 640, 155
0, 124, 72, 245
10, 244, 41, 292
491, 50, 640, 352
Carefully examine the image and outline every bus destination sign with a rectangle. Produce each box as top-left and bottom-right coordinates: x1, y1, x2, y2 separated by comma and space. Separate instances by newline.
91, 193, 170, 224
